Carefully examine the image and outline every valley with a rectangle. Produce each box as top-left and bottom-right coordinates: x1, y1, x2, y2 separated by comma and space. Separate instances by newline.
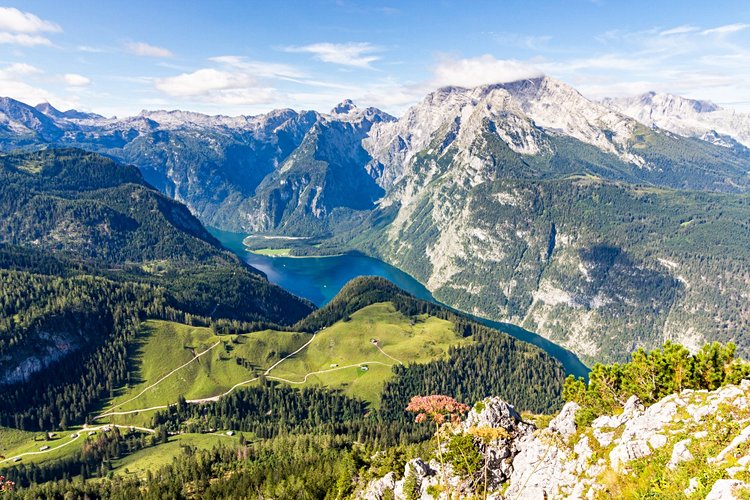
2, 3, 750, 494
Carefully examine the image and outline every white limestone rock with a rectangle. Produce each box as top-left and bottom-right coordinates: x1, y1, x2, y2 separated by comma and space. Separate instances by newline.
684, 477, 700, 496
706, 479, 750, 500
667, 439, 694, 470
548, 402, 580, 440
360, 472, 396, 500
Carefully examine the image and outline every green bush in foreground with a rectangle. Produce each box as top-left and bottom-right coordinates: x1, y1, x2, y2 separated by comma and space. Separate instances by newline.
563, 341, 750, 425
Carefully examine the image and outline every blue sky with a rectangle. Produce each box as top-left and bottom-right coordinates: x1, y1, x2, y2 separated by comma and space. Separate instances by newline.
1, 0, 749, 117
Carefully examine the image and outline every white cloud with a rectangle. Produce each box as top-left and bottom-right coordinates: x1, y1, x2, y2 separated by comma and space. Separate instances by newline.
0, 32, 54, 46
0, 63, 80, 109
152, 56, 316, 107
155, 68, 254, 96
63, 73, 91, 87
0, 7, 60, 33
431, 55, 543, 88
506, 22, 750, 111
208, 56, 304, 78
125, 41, 173, 58
78, 45, 107, 53
0, 7, 60, 47
701, 23, 750, 36
0, 63, 42, 78
659, 25, 699, 36
284, 42, 382, 68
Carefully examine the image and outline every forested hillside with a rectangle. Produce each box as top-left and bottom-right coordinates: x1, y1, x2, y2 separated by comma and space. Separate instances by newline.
0, 148, 566, 495
0, 275, 566, 494
0, 148, 314, 325
346, 175, 750, 364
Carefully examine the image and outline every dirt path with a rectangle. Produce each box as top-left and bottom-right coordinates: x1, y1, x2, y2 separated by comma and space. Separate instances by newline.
266, 360, 394, 385
374, 342, 404, 365
95, 341, 221, 419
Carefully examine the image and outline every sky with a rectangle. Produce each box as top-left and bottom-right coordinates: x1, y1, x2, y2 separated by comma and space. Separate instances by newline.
1, 0, 750, 117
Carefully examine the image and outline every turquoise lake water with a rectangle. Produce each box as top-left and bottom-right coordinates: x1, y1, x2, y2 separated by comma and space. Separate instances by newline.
210, 228, 589, 378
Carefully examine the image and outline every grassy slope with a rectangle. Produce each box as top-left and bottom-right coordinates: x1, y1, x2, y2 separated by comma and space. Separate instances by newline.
97, 302, 466, 424
270, 302, 465, 403
111, 433, 251, 478
1, 426, 100, 466
100, 321, 309, 414
1, 302, 464, 471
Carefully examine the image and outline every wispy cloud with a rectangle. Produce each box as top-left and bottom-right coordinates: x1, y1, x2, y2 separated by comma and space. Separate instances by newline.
0, 63, 42, 78
0, 62, 80, 109
488, 32, 554, 51
0, 7, 60, 46
208, 56, 304, 78
78, 45, 108, 53
156, 68, 255, 97
701, 23, 750, 36
524, 21, 750, 110
659, 25, 699, 36
0, 32, 54, 46
0, 7, 60, 33
153, 57, 298, 105
124, 41, 173, 58
284, 42, 382, 68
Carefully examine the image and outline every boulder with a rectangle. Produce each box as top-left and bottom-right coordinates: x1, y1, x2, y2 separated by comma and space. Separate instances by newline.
684, 477, 700, 496
548, 402, 580, 440
610, 440, 652, 472
706, 479, 750, 500
361, 472, 395, 500
648, 433, 667, 450
461, 397, 534, 437
667, 438, 694, 470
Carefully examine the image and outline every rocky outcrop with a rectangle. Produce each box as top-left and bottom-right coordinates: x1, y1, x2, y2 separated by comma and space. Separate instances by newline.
360, 381, 750, 499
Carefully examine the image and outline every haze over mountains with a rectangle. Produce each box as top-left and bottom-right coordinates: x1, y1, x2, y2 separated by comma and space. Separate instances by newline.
2, 75, 750, 365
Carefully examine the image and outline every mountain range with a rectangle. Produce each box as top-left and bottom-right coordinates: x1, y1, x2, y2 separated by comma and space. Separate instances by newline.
2, 76, 750, 364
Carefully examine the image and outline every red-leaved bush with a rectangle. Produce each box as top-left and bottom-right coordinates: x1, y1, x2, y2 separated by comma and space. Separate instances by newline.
406, 395, 471, 493
0, 475, 14, 492
406, 394, 470, 425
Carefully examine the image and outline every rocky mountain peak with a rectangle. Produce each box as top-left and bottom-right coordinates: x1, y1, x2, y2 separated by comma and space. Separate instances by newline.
331, 99, 358, 115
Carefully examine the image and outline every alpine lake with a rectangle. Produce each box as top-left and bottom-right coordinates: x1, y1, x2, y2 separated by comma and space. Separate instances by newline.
210, 228, 589, 378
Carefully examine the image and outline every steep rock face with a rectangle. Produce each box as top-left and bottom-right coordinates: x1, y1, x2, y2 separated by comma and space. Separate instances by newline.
234, 102, 394, 235
362, 173, 750, 364
350, 79, 750, 364
362, 382, 750, 499
361, 398, 536, 499
0, 97, 64, 141
604, 92, 750, 149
